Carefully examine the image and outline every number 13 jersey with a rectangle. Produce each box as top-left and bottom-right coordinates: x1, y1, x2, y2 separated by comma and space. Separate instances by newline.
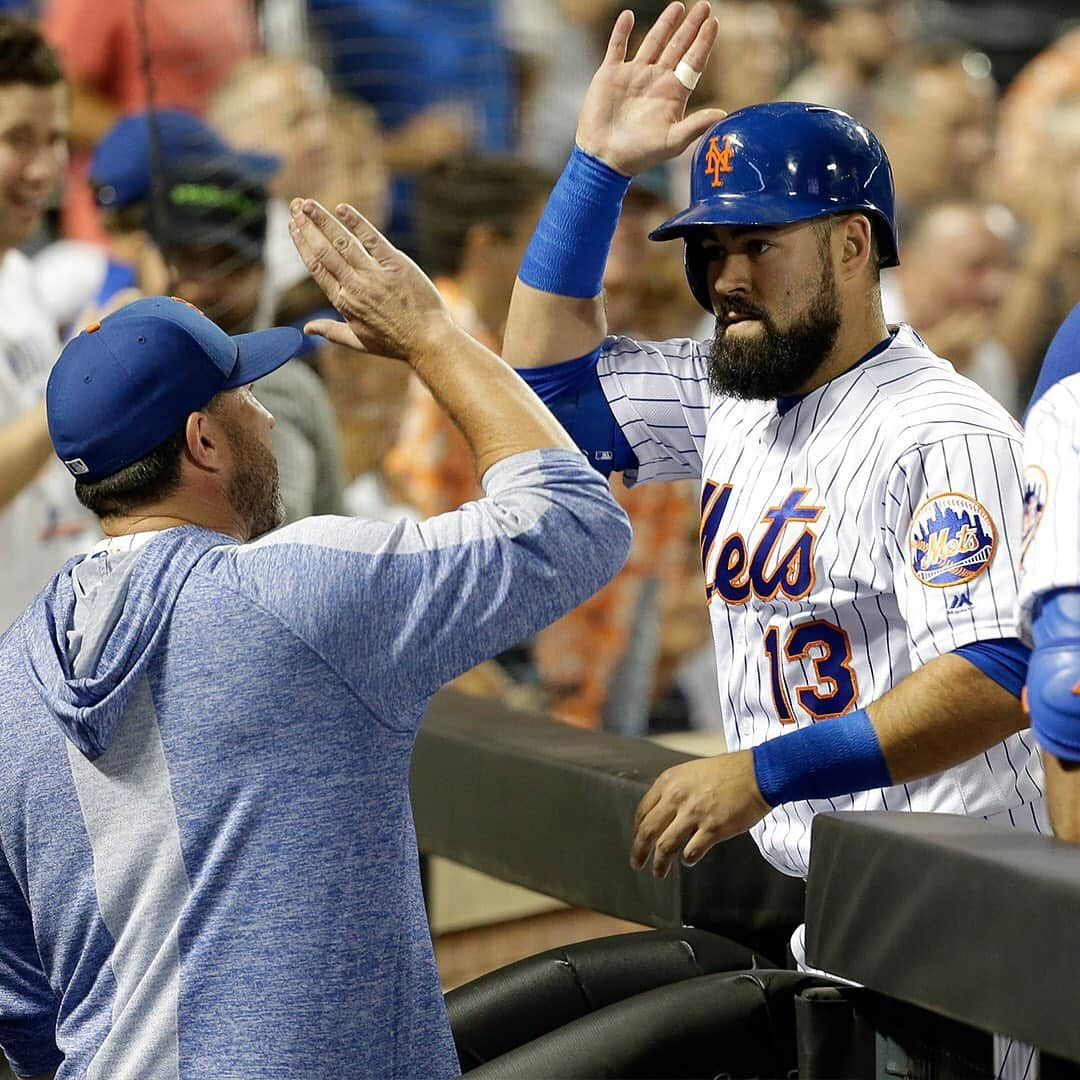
597, 324, 1045, 878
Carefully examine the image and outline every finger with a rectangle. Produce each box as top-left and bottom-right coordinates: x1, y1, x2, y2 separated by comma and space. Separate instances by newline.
289, 201, 353, 282
304, 319, 365, 350
334, 203, 397, 265
670, 107, 728, 154
681, 825, 723, 866
652, 815, 698, 878
658, 0, 711, 71
633, 782, 663, 833
602, 8, 635, 66
630, 799, 676, 871
302, 198, 379, 274
633, 1, 685, 65
679, 12, 720, 74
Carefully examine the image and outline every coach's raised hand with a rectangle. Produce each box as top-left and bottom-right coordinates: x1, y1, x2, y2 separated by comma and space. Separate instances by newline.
576, 2, 725, 177
288, 198, 453, 363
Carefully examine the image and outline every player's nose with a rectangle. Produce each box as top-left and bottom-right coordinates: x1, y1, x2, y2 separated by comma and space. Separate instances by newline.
708, 254, 753, 305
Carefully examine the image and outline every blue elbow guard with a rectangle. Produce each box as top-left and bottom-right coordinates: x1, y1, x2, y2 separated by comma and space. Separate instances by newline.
1028, 589, 1080, 761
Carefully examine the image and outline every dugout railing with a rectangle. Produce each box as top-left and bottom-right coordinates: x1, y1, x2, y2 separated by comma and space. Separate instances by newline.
413, 689, 1080, 1078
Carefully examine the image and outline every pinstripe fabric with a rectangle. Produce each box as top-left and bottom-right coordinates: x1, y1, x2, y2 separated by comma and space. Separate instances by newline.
598, 324, 1047, 880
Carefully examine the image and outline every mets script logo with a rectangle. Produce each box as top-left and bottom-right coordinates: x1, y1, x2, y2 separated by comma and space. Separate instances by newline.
909, 493, 996, 589
700, 482, 821, 604
1021, 464, 1048, 564
705, 135, 735, 188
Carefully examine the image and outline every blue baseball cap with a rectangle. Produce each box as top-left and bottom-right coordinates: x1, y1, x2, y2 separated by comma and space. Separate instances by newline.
91, 110, 280, 210
47, 296, 303, 482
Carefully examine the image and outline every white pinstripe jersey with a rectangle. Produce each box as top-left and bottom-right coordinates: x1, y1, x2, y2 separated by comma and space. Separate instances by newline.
597, 323, 1046, 878
1019, 372, 1080, 643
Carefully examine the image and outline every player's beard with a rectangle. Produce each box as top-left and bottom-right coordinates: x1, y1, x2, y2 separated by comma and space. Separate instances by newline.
224, 414, 284, 539
707, 258, 842, 401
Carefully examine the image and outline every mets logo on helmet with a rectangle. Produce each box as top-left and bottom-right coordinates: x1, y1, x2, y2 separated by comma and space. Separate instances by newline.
1020, 464, 1048, 566
908, 492, 996, 588
705, 135, 735, 188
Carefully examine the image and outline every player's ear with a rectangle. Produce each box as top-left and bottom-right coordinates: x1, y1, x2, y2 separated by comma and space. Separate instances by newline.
838, 214, 873, 280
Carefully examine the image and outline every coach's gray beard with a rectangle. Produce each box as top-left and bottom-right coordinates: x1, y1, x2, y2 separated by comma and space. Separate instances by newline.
707, 265, 842, 401
226, 417, 285, 539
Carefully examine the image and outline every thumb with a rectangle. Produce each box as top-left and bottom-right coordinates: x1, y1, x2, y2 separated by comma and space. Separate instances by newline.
305, 319, 366, 351
670, 108, 728, 155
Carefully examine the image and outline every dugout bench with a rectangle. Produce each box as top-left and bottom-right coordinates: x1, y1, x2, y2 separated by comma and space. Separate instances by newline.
413, 690, 1080, 1078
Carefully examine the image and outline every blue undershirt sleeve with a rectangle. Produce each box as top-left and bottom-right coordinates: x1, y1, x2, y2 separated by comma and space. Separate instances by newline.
518, 349, 637, 476
953, 637, 1030, 699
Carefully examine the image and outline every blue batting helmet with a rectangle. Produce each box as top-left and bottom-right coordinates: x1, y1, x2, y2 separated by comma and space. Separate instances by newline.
650, 102, 899, 313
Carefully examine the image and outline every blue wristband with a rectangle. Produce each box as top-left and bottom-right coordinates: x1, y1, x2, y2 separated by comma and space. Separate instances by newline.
751, 708, 892, 807
518, 146, 631, 299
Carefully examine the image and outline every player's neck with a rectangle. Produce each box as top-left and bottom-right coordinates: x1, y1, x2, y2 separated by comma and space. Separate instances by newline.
795, 301, 891, 395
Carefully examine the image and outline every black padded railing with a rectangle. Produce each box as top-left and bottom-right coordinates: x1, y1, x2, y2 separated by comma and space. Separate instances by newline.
410, 689, 806, 963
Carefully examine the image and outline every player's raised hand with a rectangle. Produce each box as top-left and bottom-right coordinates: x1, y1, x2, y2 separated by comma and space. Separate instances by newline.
288, 198, 453, 365
630, 751, 771, 877
576, 2, 726, 177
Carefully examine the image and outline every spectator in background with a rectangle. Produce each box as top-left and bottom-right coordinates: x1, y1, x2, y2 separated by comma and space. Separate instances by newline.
151, 158, 345, 525
0, 15, 97, 635
873, 44, 997, 231
33, 109, 279, 334
306, 0, 513, 250
881, 200, 1022, 416
42, 0, 259, 245
207, 57, 336, 328
995, 29, 1080, 382
781, 0, 910, 124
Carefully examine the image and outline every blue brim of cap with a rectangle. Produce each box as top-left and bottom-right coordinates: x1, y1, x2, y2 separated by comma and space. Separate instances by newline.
239, 150, 282, 179
225, 326, 304, 389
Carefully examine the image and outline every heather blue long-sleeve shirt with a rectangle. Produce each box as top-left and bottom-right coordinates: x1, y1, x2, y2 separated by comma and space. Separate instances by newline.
0, 448, 630, 1079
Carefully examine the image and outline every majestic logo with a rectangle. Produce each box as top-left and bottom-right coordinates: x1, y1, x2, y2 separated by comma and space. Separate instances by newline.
700, 482, 822, 604
909, 493, 996, 589
948, 593, 973, 612
705, 134, 735, 188
1021, 464, 1048, 564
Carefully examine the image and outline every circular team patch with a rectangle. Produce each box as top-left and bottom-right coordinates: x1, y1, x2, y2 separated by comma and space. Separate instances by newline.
909, 492, 997, 589
1021, 464, 1048, 563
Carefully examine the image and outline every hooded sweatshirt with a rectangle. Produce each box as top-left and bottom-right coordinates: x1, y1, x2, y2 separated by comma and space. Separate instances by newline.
0, 448, 630, 1080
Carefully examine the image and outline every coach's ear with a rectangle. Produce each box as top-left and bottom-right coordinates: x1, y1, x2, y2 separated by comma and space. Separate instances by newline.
838, 214, 874, 281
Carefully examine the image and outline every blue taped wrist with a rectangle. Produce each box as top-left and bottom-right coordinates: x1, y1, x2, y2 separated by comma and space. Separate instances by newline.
518, 146, 631, 299
751, 708, 892, 807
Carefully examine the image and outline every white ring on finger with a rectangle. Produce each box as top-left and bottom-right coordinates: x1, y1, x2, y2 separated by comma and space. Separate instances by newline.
673, 59, 702, 92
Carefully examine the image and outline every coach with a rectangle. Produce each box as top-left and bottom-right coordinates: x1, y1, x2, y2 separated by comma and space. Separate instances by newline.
0, 203, 630, 1077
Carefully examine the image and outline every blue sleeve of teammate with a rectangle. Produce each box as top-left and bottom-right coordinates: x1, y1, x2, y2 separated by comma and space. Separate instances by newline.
1026, 589, 1080, 761
953, 637, 1030, 698
518, 349, 638, 476
1025, 302, 1080, 419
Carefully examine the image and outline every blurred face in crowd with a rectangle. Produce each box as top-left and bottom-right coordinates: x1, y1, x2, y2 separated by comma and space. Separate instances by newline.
210, 60, 331, 199
702, 218, 844, 399
605, 192, 668, 335
169, 245, 264, 336
827, 1, 909, 78
900, 203, 1011, 327
0, 80, 66, 252
883, 61, 996, 205
700, 0, 791, 110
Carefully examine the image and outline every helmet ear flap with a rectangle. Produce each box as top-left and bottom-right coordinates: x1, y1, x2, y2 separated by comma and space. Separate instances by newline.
683, 237, 715, 315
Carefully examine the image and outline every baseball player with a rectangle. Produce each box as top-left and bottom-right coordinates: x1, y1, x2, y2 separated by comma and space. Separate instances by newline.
1019, 305, 1080, 842
504, 0, 1047, 971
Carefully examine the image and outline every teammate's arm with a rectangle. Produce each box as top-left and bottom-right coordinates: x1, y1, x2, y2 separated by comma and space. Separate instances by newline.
0, 402, 54, 512
502, 2, 723, 371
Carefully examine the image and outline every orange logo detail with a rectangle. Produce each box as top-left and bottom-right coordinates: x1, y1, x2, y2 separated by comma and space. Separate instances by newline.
85, 321, 101, 333
170, 296, 205, 315
705, 135, 735, 188
1073, 681, 1080, 696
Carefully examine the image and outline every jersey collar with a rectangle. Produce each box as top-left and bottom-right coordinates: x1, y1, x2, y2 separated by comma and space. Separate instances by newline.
775, 328, 899, 416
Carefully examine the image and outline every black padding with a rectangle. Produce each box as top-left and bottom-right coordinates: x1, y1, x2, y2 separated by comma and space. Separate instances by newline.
463, 969, 830, 1079
448, 929, 766, 1070
412, 690, 806, 962
795, 985, 875, 1079
806, 811, 1080, 1064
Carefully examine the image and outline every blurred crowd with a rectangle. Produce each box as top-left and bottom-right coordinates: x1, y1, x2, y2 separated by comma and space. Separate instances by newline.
2, 0, 1078, 736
